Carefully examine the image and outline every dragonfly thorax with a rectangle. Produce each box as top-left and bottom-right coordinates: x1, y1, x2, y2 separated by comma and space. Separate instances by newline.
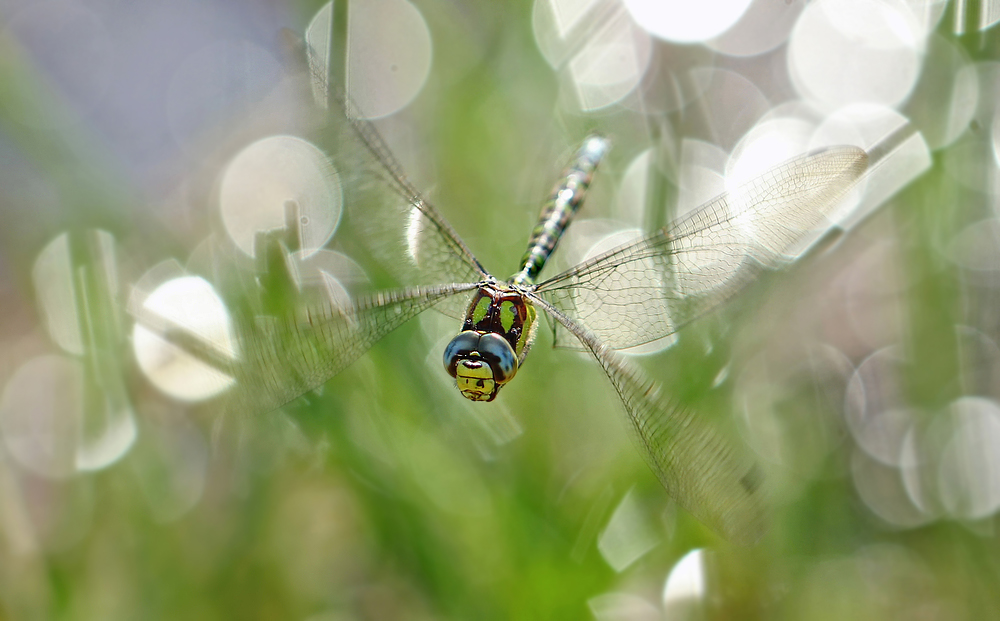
443, 284, 538, 402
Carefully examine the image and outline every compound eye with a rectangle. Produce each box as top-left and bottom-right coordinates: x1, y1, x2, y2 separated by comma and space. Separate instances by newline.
444, 331, 481, 377
477, 333, 518, 383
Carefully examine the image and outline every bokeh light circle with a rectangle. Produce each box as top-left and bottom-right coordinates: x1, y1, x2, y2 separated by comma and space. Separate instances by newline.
132, 276, 236, 402
788, 0, 924, 110
219, 135, 342, 259
306, 0, 432, 119
623, 0, 753, 43
0, 355, 84, 479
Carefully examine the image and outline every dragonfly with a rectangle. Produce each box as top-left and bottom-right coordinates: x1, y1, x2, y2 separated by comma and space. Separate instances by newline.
133, 42, 879, 545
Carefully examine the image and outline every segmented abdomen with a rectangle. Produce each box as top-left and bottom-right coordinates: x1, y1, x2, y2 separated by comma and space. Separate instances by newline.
511, 136, 610, 286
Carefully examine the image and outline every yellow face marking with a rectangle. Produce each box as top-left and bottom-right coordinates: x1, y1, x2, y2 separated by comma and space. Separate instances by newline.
455, 360, 496, 401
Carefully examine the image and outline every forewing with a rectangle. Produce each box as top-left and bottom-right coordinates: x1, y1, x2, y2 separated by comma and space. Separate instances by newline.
535, 146, 868, 350
132, 280, 479, 417
530, 293, 767, 544
301, 41, 487, 313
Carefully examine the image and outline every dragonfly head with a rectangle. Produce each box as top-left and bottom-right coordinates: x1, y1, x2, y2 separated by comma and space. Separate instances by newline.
444, 330, 518, 402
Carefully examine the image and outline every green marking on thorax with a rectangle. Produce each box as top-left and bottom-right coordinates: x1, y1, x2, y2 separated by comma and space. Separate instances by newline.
472, 296, 491, 325
499, 301, 515, 332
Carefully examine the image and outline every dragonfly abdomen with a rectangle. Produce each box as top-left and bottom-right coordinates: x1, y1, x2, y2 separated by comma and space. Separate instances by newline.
511, 136, 610, 286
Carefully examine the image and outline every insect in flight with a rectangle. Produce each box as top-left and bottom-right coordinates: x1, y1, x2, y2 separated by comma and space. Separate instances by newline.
135, 40, 886, 545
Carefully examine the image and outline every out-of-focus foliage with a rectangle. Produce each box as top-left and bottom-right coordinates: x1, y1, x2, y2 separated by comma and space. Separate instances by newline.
1, 0, 1000, 619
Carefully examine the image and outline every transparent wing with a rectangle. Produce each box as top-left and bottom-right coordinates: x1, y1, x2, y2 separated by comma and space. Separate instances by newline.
535, 146, 869, 350
131, 36, 490, 417
132, 279, 479, 417
297, 36, 487, 314
529, 293, 767, 544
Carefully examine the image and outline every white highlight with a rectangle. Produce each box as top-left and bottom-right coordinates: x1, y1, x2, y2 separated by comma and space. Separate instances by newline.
597, 488, 660, 572
132, 276, 236, 402
623, 0, 753, 43
662, 548, 707, 617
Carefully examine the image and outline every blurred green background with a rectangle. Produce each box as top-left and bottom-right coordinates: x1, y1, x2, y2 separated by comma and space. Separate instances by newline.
2, 0, 1000, 619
